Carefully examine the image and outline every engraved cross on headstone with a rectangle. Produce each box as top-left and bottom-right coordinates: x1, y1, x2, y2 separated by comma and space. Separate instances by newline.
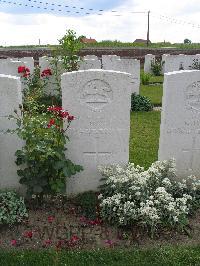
83, 136, 112, 166
182, 136, 200, 171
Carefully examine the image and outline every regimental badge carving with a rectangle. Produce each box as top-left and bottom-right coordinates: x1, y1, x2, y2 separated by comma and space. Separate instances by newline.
185, 81, 200, 112
79, 79, 113, 111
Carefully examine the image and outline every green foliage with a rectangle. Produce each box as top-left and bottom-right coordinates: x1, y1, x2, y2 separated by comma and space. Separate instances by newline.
131, 93, 153, 112
22, 66, 56, 113
75, 191, 98, 219
0, 191, 28, 225
49, 29, 84, 98
57, 29, 83, 72
151, 59, 163, 76
10, 29, 84, 198
184, 38, 192, 44
13, 109, 83, 198
141, 72, 152, 85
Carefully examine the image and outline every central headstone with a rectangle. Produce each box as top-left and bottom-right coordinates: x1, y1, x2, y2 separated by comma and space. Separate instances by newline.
159, 70, 200, 178
62, 70, 133, 194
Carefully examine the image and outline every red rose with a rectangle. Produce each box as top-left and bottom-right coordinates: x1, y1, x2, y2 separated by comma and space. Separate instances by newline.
18, 66, 25, 73
41, 68, 52, 77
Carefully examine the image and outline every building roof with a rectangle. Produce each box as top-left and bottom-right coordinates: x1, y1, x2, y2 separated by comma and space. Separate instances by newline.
134, 39, 151, 44
80, 37, 97, 44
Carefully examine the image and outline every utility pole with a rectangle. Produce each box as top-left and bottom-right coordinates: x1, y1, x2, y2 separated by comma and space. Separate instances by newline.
147, 10, 150, 46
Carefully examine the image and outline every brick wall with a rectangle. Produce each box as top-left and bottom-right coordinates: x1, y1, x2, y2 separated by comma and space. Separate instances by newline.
1, 47, 200, 64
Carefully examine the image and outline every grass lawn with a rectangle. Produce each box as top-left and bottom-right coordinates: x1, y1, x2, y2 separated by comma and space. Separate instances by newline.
0, 245, 200, 266
140, 84, 163, 106
130, 111, 161, 169
149, 75, 164, 84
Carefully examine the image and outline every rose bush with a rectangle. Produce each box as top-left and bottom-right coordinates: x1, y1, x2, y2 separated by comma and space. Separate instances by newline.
12, 62, 83, 199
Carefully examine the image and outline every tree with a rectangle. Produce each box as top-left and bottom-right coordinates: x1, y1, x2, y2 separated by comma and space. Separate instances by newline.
184, 38, 192, 44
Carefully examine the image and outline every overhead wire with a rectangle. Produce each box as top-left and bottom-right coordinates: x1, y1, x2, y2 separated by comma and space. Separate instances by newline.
0, 0, 147, 16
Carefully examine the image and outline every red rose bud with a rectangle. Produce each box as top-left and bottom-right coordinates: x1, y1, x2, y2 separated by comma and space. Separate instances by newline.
68, 115, 74, 121
47, 119, 55, 128
59, 111, 69, 118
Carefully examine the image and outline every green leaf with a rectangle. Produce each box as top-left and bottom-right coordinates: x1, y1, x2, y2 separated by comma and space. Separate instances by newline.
17, 170, 25, 177
33, 185, 43, 193
53, 161, 65, 170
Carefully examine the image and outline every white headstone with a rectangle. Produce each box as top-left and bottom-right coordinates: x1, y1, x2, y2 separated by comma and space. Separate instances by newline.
0, 74, 23, 190
102, 56, 140, 94
61, 70, 133, 195
39, 56, 65, 95
159, 70, 200, 178
161, 54, 170, 74
102, 55, 120, 70
84, 55, 98, 60
20, 57, 34, 74
144, 54, 155, 73
164, 54, 186, 73
79, 59, 101, 70
0, 59, 23, 76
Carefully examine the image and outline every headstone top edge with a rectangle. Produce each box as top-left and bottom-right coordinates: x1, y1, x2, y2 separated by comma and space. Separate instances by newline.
0, 74, 20, 80
165, 70, 200, 76
61, 69, 133, 77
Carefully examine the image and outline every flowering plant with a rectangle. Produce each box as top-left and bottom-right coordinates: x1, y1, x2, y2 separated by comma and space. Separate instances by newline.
98, 159, 200, 235
41, 68, 52, 78
14, 105, 83, 198
18, 66, 30, 78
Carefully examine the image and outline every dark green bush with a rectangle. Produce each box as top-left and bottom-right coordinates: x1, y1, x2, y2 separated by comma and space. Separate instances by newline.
131, 93, 153, 112
151, 59, 163, 76
75, 191, 98, 219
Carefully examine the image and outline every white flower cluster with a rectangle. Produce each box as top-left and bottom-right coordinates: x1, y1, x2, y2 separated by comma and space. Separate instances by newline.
98, 159, 199, 231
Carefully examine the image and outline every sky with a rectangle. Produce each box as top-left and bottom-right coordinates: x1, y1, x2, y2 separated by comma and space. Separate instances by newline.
0, 0, 200, 46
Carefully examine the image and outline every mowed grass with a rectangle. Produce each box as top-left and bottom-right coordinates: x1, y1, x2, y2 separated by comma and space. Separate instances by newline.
140, 84, 163, 106
130, 111, 161, 169
149, 75, 164, 83
0, 245, 200, 266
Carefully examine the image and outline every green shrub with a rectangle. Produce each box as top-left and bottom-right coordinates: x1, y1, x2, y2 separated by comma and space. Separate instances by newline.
0, 191, 28, 225
151, 59, 163, 76
131, 93, 153, 112
75, 191, 98, 219
98, 159, 200, 236
141, 72, 152, 85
